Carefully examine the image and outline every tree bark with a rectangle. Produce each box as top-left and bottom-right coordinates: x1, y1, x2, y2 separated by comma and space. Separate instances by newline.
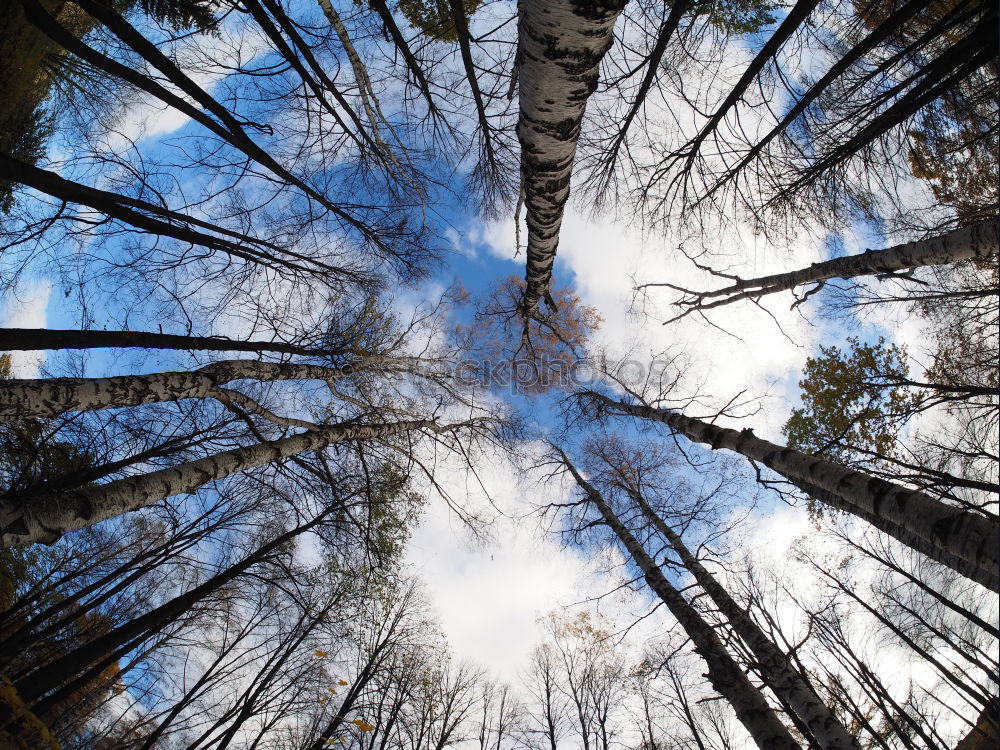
0, 327, 345, 357
559, 452, 801, 749
788, 477, 999, 592
586, 393, 999, 591
0, 357, 419, 418
517, 0, 628, 320
0, 418, 436, 546
629, 491, 860, 750
653, 218, 999, 315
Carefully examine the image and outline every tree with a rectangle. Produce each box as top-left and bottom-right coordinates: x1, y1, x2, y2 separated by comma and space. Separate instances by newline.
522, 641, 567, 750
640, 218, 999, 321
637, 0, 998, 231
579, 390, 999, 591
783, 337, 917, 467
586, 438, 860, 749
456, 275, 602, 395
0, 327, 380, 358
396, 0, 484, 43
0, 415, 480, 546
536, 610, 626, 750
552, 446, 801, 749
516, 0, 629, 323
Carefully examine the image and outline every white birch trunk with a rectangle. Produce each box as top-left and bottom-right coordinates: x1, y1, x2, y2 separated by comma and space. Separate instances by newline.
0, 358, 408, 419
632, 493, 861, 750
671, 218, 998, 311
0, 419, 433, 546
787, 476, 999, 591
517, 0, 628, 319
589, 394, 999, 591
560, 454, 801, 749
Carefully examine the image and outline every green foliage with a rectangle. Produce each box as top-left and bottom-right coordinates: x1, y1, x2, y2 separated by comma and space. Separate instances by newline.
0, 419, 98, 499
692, 0, 780, 35
0, 676, 61, 750
326, 296, 400, 359
364, 465, 424, 570
0, 105, 54, 214
134, 0, 217, 31
783, 337, 917, 463
393, 0, 483, 42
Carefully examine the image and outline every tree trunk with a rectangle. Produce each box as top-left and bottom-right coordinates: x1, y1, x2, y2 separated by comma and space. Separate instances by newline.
517, 0, 628, 320
0, 327, 341, 357
663, 218, 998, 314
0, 358, 389, 418
0, 419, 434, 546
789, 477, 999, 592
587, 393, 999, 591
630, 491, 860, 750
559, 452, 801, 749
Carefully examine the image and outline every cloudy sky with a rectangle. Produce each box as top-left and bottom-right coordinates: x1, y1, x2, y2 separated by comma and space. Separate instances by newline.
0, 0, 952, 706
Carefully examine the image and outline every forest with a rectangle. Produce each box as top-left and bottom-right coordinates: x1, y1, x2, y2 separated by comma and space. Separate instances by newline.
0, 0, 996, 748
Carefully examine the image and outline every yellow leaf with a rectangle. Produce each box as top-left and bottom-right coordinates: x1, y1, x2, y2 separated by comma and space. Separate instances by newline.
315, 650, 328, 658
319, 697, 328, 705
352, 719, 375, 732
338, 679, 348, 685
328, 688, 338, 694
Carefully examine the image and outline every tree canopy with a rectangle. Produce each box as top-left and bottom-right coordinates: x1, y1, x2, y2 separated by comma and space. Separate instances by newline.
0, 0, 995, 746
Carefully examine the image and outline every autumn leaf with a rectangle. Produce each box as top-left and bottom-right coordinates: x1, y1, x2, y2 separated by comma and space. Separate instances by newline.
338, 679, 348, 686
315, 650, 327, 658
352, 719, 375, 732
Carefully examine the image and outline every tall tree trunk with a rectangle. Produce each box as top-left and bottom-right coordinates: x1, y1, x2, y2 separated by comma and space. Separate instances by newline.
558, 451, 801, 749
788, 477, 999, 592
655, 218, 998, 315
585, 393, 999, 591
0, 153, 341, 279
517, 0, 628, 321
0, 418, 436, 546
629, 491, 860, 750
0, 327, 345, 357
0, 357, 413, 418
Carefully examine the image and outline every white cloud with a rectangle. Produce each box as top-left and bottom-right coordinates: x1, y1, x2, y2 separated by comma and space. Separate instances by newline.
405, 444, 619, 681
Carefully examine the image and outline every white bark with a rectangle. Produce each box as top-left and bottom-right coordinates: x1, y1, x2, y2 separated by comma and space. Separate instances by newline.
632, 493, 861, 750
653, 218, 999, 315
517, 0, 628, 319
588, 393, 999, 591
0, 418, 436, 546
560, 453, 801, 749
0, 357, 416, 419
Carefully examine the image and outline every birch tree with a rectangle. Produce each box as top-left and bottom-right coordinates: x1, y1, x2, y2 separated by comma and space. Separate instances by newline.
0, 327, 371, 358
588, 439, 860, 750
0, 415, 484, 546
0, 357, 442, 419
642, 218, 999, 321
516, 0, 628, 323
579, 390, 999, 592
553, 447, 801, 750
